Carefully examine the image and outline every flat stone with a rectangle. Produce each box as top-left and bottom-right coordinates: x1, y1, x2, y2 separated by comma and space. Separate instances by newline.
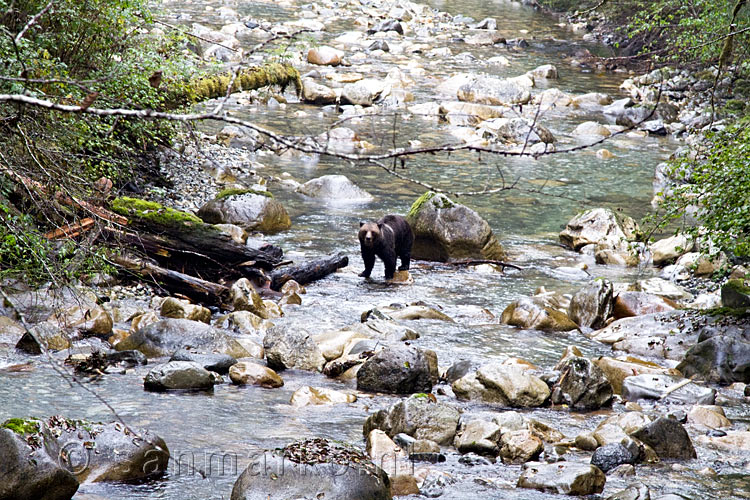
517, 462, 606, 495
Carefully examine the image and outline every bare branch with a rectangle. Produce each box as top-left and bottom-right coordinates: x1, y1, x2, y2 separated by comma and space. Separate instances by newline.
15, 1, 54, 44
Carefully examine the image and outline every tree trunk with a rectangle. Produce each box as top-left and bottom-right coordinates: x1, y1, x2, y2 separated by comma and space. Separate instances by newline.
269, 253, 349, 291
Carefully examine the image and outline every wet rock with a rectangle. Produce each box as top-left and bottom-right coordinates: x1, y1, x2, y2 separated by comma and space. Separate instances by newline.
721, 279, 750, 308
144, 361, 217, 391
231, 439, 390, 500
677, 335, 750, 384
458, 363, 549, 407
593, 412, 652, 447
363, 397, 460, 445
589, 311, 698, 361
0, 426, 79, 500
475, 17, 497, 29
382, 304, 453, 322
517, 462, 606, 495
15, 322, 71, 354
368, 40, 389, 52
500, 430, 543, 464
229, 361, 283, 388
314, 329, 371, 361
50, 305, 113, 337
594, 356, 676, 394
527, 419, 564, 443
302, 78, 337, 104
290, 386, 355, 406
116, 319, 251, 359
368, 19, 404, 35
501, 296, 578, 332
454, 419, 502, 455
591, 443, 638, 473
444, 360, 477, 384
307, 46, 343, 66
687, 405, 731, 429
698, 430, 750, 452
573, 121, 611, 137
560, 208, 634, 251
480, 117, 555, 144
159, 297, 211, 323
198, 191, 291, 233
622, 374, 715, 405
612, 292, 676, 319
170, 349, 236, 374
631, 416, 696, 460
440, 101, 505, 121
575, 433, 599, 451
568, 279, 614, 330
263, 326, 325, 372
651, 234, 694, 266
391, 474, 419, 496
296, 174, 373, 202
465, 31, 506, 46
357, 345, 433, 394
527, 64, 558, 80
406, 191, 505, 262
607, 483, 651, 500
552, 357, 613, 409
457, 76, 532, 106
341, 78, 391, 106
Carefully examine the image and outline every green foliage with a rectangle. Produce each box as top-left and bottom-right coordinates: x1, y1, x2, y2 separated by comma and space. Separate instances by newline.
1, 417, 41, 435
649, 116, 750, 258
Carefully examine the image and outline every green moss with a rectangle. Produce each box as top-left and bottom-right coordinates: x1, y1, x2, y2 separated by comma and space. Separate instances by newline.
111, 197, 203, 228
183, 63, 302, 105
2, 418, 41, 435
724, 279, 750, 294
407, 191, 456, 218
216, 188, 272, 200
705, 306, 750, 318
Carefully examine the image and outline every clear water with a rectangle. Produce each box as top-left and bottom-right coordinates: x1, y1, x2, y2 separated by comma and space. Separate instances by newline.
2, 0, 748, 499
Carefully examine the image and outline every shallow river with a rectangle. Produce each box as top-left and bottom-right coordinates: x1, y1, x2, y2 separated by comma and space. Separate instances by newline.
2, 0, 749, 499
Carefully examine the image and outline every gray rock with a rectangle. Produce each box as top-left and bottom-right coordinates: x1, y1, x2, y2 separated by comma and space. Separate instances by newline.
341, 79, 390, 106
406, 191, 505, 262
458, 76, 532, 106
475, 363, 550, 407
552, 357, 613, 410
616, 106, 651, 127
263, 326, 325, 372
443, 360, 476, 383
144, 361, 217, 391
198, 192, 291, 233
367, 19, 403, 35
607, 483, 651, 500
302, 78, 337, 104
170, 349, 237, 374
501, 296, 578, 332
622, 374, 715, 405
591, 443, 638, 473
0, 427, 79, 500
568, 279, 614, 330
116, 319, 251, 359
363, 397, 460, 445
517, 462, 606, 495
480, 117, 555, 144
454, 419, 502, 455
357, 345, 433, 394
231, 439, 390, 500
721, 279, 750, 308
560, 208, 635, 251
499, 430, 543, 464
632, 416, 696, 460
677, 335, 750, 384
296, 175, 373, 202
15, 322, 71, 354
475, 18, 497, 30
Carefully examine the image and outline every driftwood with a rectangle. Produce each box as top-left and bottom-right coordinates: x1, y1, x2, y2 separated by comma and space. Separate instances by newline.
269, 253, 349, 291
113, 255, 230, 306
439, 259, 523, 271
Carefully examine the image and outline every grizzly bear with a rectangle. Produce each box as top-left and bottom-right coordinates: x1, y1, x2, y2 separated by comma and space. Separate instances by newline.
358, 214, 414, 279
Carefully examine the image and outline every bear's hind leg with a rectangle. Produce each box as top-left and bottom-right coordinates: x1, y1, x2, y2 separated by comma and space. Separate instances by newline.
398, 251, 411, 271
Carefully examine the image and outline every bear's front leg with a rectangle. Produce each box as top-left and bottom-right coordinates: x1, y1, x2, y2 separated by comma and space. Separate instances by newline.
398, 251, 411, 271
360, 251, 375, 278
384, 258, 396, 280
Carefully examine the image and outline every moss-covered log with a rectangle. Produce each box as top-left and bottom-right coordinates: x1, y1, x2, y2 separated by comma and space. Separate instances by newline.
169, 63, 302, 107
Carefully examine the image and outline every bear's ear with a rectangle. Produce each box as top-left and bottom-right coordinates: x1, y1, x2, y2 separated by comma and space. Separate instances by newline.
359, 221, 365, 228
377, 223, 383, 229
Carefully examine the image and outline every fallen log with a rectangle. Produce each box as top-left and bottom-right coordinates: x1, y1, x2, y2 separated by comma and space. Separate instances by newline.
113, 255, 230, 307
43, 217, 95, 240
434, 259, 523, 271
269, 253, 349, 291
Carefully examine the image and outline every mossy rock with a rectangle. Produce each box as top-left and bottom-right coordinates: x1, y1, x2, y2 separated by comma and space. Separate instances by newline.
406, 191, 505, 262
1, 417, 41, 436
721, 279, 750, 309
198, 191, 291, 233
111, 197, 203, 229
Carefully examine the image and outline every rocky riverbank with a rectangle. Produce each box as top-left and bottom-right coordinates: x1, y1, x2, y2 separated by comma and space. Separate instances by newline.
2, 0, 750, 499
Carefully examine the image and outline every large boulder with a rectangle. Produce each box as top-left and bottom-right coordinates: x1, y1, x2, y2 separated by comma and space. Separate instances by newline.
169, 349, 237, 374
457, 76, 532, 106
631, 416, 696, 460
144, 361, 218, 391
568, 279, 614, 330
612, 292, 676, 319
296, 175, 373, 202
501, 296, 578, 332
677, 334, 750, 384
552, 357, 613, 410
499, 430, 544, 464
406, 191, 505, 262
115, 319, 251, 359
453, 363, 550, 407
197, 191, 291, 233
357, 345, 433, 394
454, 419, 502, 455
363, 397, 460, 445
560, 208, 636, 251
230, 439, 391, 500
591, 443, 639, 473
594, 356, 677, 395
623, 373, 716, 404
263, 326, 326, 372
721, 279, 750, 308
517, 462, 606, 495
341, 78, 391, 106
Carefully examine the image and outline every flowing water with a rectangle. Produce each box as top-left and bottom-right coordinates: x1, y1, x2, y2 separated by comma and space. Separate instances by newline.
2, 0, 748, 499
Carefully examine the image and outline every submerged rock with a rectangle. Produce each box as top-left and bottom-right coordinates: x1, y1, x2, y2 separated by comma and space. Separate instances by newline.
169, 349, 237, 374
357, 345, 433, 394
144, 361, 218, 391
517, 462, 606, 495
296, 174, 373, 202
406, 191, 505, 262
198, 191, 291, 233
231, 439, 390, 500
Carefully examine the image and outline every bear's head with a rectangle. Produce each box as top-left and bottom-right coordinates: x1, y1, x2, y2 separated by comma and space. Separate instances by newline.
359, 221, 381, 248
